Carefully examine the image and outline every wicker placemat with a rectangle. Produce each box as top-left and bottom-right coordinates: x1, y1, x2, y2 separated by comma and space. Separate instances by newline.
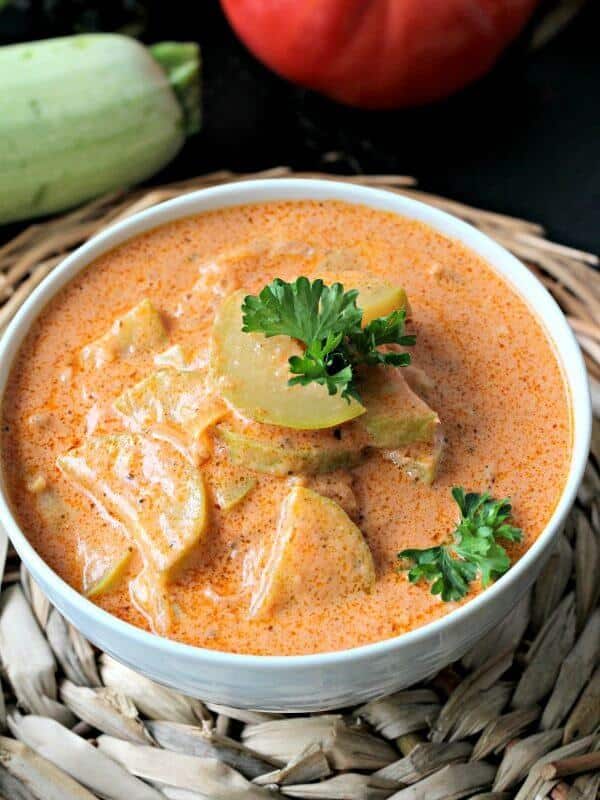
0, 171, 598, 799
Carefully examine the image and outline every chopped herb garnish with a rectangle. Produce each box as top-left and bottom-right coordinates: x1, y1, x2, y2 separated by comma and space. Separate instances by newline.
241, 277, 415, 401
398, 488, 523, 601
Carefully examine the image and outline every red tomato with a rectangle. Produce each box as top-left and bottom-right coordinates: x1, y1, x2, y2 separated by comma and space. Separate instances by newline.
220, 0, 540, 109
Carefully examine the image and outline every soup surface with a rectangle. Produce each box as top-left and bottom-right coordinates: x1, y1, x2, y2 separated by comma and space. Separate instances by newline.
1, 200, 571, 655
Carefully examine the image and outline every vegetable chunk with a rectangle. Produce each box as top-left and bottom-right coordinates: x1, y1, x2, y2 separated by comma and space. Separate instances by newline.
215, 423, 365, 476
250, 486, 375, 619
80, 299, 167, 369
0, 35, 200, 225
383, 429, 445, 484
154, 344, 205, 371
317, 267, 410, 325
211, 290, 365, 429
358, 366, 440, 448
115, 368, 227, 439
57, 434, 206, 576
210, 467, 257, 511
239, 276, 415, 405
85, 549, 133, 599
57, 434, 207, 631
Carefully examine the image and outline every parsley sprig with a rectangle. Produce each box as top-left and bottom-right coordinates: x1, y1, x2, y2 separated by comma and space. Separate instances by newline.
241, 277, 415, 401
398, 488, 523, 601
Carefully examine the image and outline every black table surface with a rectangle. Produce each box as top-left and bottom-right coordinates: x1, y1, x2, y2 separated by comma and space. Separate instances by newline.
2, 1, 599, 253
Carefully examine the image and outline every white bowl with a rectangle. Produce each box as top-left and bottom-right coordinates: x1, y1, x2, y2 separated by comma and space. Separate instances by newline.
0, 180, 591, 711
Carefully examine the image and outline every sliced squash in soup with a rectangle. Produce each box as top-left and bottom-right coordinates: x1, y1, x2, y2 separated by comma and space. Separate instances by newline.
115, 368, 227, 438
317, 267, 410, 325
307, 471, 359, 520
210, 290, 365, 429
209, 466, 257, 511
85, 548, 133, 598
129, 566, 174, 635
383, 429, 445, 484
57, 434, 207, 580
215, 422, 366, 476
250, 486, 375, 619
80, 299, 168, 369
154, 343, 206, 371
357, 367, 440, 448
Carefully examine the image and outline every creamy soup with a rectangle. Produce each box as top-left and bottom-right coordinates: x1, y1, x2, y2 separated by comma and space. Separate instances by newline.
0, 201, 571, 655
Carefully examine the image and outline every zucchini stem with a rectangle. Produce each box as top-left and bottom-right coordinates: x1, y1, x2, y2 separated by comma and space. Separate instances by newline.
150, 41, 201, 137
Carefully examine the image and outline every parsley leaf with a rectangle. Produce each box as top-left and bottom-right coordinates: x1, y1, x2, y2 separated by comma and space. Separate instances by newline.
398, 488, 523, 601
242, 277, 362, 345
349, 309, 416, 368
241, 277, 414, 401
352, 309, 416, 353
400, 546, 478, 602
288, 331, 355, 398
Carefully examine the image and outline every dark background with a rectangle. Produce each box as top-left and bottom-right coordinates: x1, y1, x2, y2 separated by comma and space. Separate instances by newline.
2, 0, 599, 252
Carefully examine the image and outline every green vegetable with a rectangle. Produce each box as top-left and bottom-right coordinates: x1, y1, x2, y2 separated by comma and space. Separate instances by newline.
212, 473, 257, 512
250, 486, 375, 619
85, 548, 133, 598
242, 277, 416, 402
211, 289, 365, 430
0, 33, 200, 224
215, 424, 366, 476
398, 488, 523, 601
383, 432, 445, 485
357, 366, 439, 448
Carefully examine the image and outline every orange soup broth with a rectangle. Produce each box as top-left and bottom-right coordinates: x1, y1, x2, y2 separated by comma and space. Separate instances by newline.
0, 201, 571, 655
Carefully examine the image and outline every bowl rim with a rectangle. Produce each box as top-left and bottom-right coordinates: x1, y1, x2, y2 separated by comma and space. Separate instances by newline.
0, 178, 591, 668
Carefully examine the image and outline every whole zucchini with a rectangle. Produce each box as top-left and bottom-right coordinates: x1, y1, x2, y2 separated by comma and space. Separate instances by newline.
0, 34, 201, 224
